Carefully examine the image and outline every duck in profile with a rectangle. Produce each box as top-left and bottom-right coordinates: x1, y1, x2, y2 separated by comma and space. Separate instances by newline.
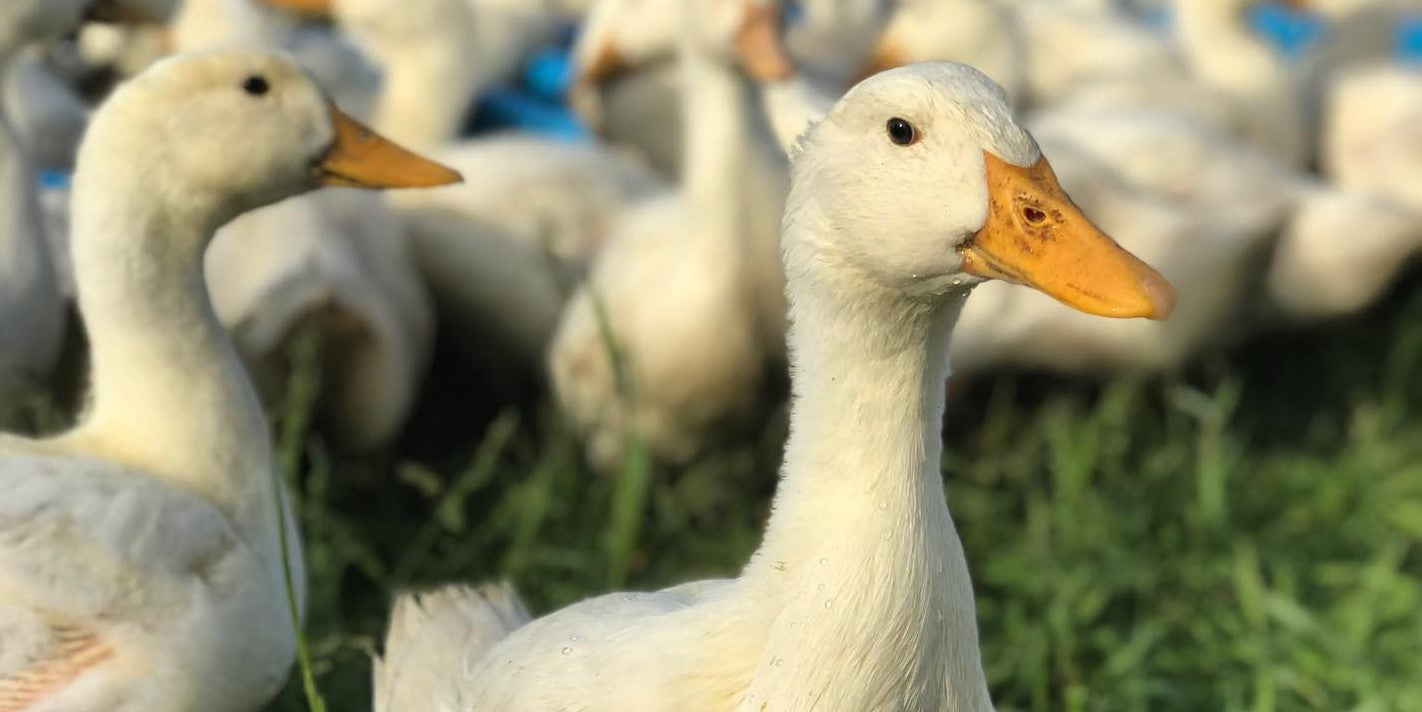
0, 49, 458, 712
374, 62, 1171, 712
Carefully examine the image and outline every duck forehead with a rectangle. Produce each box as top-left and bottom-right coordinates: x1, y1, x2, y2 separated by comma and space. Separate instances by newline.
839, 64, 1039, 165
141, 50, 310, 98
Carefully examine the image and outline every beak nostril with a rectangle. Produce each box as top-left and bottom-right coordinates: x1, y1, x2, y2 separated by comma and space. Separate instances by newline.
1022, 207, 1046, 225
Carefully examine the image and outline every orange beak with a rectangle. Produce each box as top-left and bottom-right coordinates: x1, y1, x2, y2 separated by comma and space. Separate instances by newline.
316, 105, 463, 189
959, 152, 1174, 320
257, 0, 333, 18
575, 40, 630, 88
737, 0, 795, 82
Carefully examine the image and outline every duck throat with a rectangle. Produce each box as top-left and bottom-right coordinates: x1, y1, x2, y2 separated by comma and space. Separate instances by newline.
371, 38, 480, 151
738, 258, 993, 711
67, 185, 277, 541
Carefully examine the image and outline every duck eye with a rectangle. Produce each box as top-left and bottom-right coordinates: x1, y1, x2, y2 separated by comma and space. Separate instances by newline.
886, 117, 917, 146
1022, 206, 1047, 225
242, 75, 270, 97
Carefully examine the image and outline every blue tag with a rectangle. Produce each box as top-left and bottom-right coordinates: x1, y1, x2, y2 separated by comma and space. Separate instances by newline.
36, 170, 71, 191
1248, 4, 1326, 59
525, 47, 575, 102
1397, 15, 1422, 63
468, 89, 589, 142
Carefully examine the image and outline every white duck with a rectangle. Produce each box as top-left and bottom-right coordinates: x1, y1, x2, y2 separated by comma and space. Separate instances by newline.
2, 50, 90, 174
861, 0, 1027, 104
154, 0, 439, 451
549, 0, 791, 472
1265, 60, 1422, 319
375, 62, 1172, 712
0, 0, 165, 401
1320, 61, 1422, 208
1172, 0, 1308, 167
1010, 0, 1184, 107
570, 0, 692, 177
0, 50, 458, 711
285, 0, 662, 382
1268, 185, 1422, 319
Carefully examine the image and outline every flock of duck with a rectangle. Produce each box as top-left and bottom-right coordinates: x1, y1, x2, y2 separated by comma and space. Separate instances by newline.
0, 0, 1416, 710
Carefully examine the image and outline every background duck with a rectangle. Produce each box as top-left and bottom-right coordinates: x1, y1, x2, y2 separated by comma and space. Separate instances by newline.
0, 50, 458, 712
293, 0, 664, 394
0, 0, 169, 406
549, 0, 791, 473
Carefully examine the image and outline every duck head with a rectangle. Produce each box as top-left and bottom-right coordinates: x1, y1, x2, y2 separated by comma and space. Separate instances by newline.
78, 50, 460, 234
787, 63, 1173, 320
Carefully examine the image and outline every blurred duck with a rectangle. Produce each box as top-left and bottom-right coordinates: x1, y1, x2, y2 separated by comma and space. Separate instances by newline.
2, 51, 90, 174
570, 0, 869, 177
997, 0, 1307, 168
0, 50, 459, 712
1011, 0, 1184, 107
278, 0, 582, 107
373, 62, 1172, 712
1171, 0, 1308, 167
1320, 62, 1422, 208
1267, 61, 1422, 319
0, 0, 172, 400
549, 0, 791, 472
861, 0, 1027, 103
1268, 185, 1422, 319
570, 0, 690, 176
0, 5, 69, 398
292, 0, 662, 384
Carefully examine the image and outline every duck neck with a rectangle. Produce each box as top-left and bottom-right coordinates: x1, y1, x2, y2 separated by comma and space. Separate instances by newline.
681, 46, 751, 248
738, 226, 993, 710
1176, 0, 1281, 93
68, 180, 277, 546
366, 1, 480, 151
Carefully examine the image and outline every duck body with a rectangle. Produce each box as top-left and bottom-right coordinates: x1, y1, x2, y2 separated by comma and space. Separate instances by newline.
550, 190, 769, 469
0, 446, 299, 712
389, 135, 662, 374
203, 189, 436, 450
1261, 60, 1422, 320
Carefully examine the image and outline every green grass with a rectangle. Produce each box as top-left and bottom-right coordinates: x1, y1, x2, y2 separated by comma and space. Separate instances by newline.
257, 281, 1422, 712
11, 280, 1417, 711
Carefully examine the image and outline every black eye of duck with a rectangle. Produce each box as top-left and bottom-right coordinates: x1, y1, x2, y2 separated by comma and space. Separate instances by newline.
242, 75, 270, 97
886, 117, 918, 146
